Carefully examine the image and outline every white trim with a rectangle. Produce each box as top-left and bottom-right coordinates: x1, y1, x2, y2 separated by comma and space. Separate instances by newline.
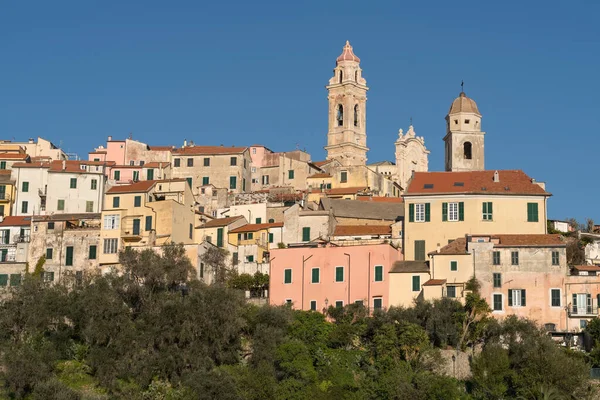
549, 288, 562, 308
311, 267, 320, 284
335, 300, 344, 308
283, 268, 292, 285
415, 203, 425, 222
448, 202, 459, 221
373, 296, 383, 310
309, 300, 317, 311
491, 292, 504, 313
285, 299, 292, 306
334, 265, 345, 283
509, 289, 525, 308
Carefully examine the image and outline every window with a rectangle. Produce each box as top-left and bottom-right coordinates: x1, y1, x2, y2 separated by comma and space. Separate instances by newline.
374, 265, 383, 282
414, 240, 426, 261
288, 170, 294, 179
0, 162, 5, 169
552, 251, 560, 265
311, 268, 320, 283
255, 218, 262, 224
46, 248, 53, 260
335, 300, 344, 308
103, 214, 120, 230
493, 294, 503, 311
91, 179, 98, 190
551, 289, 561, 307
493, 273, 502, 288
202, 177, 209, 185
412, 276, 421, 292
493, 251, 500, 265
450, 261, 458, 271
302, 227, 310, 242
174, 158, 181, 167
262, 175, 269, 185
129, 160, 135, 166
132, 219, 141, 235
442, 202, 464, 222
103, 238, 118, 254
354, 104, 359, 127
410, 203, 430, 223
527, 203, 539, 222
134, 196, 141, 207
21, 201, 28, 214
463, 142, 472, 160
70, 178, 77, 189
230, 157, 237, 166
0, 229, 8, 244
133, 171, 139, 181
269, 218, 275, 223
89, 245, 97, 260
284, 269, 292, 284
446, 286, 456, 298
187, 158, 193, 167
113, 197, 120, 208
146, 169, 154, 180
22, 182, 29, 192
189, 223, 193, 240
252, 148, 257, 154
482, 202, 493, 220
10, 274, 21, 287
268, 233, 274, 243
230, 176, 237, 189
114, 170, 121, 180
145, 216, 152, 231
43, 271, 55, 282
508, 289, 526, 307
57, 200, 64, 211
86, 201, 94, 212
65, 246, 73, 266
373, 297, 383, 310
310, 300, 317, 311
337, 104, 343, 126
286, 299, 292, 306
203, 157, 210, 167
511, 251, 519, 265
139, 161, 145, 167
185, 177, 192, 188
48, 222, 55, 230
251, 167, 256, 173
581, 320, 588, 329
0, 274, 7, 287
335, 266, 344, 282
340, 171, 347, 183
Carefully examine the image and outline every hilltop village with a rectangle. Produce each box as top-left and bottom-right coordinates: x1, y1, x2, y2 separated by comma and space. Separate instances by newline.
0, 41, 595, 338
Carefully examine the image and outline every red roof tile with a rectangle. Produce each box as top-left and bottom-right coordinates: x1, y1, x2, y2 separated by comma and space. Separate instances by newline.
423, 279, 447, 286
337, 41, 360, 63
312, 160, 332, 167
573, 265, 600, 272
148, 146, 174, 151
230, 222, 284, 233
0, 153, 29, 160
172, 146, 247, 155
201, 216, 245, 228
429, 238, 468, 256
405, 170, 550, 196
491, 234, 564, 247
0, 216, 31, 227
357, 196, 403, 203
144, 162, 170, 168
107, 181, 155, 194
310, 187, 368, 196
333, 225, 391, 236
308, 173, 332, 179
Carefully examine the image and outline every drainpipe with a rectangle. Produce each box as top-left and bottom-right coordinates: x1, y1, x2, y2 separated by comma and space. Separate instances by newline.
344, 253, 351, 305
367, 252, 371, 313
301, 254, 313, 310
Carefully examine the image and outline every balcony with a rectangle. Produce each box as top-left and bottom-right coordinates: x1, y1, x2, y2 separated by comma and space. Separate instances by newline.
0, 193, 11, 202
38, 187, 47, 198
121, 216, 143, 242
568, 305, 599, 317
13, 234, 30, 244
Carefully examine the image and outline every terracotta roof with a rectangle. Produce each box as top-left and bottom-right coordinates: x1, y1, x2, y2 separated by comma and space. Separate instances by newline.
337, 41, 360, 63
423, 279, 446, 286
110, 164, 142, 169
333, 225, 391, 236
448, 91, 480, 115
573, 265, 600, 272
201, 216, 245, 228
0, 216, 31, 227
47, 160, 106, 173
172, 146, 247, 156
429, 238, 468, 256
311, 187, 368, 196
321, 198, 404, 220
144, 162, 170, 168
0, 170, 12, 176
148, 146, 173, 151
12, 161, 48, 169
312, 160, 332, 167
357, 196, 403, 203
390, 261, 429, 273
491, 234, 565, 247
32, 213, 101, 222
0, 154, 29, 160
308, 173, 332, 179
405, 170, 550, 196
106, 180, 155, 194
230, 222, 284, 233
88, 150, 107, 154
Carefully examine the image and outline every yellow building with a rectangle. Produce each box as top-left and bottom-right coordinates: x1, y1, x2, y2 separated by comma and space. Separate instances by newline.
403, 170, 550, 261
99, 179, 195, 267
228, 222, 284, 265
0, 170, 16, 218
196, 215, 247, 249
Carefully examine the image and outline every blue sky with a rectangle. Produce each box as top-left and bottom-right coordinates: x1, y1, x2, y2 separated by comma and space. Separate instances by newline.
1, 1, 598, 221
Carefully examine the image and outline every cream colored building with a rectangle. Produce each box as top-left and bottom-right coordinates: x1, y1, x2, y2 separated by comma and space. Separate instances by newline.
388, 261, 430, 307
403, 170, 549, 260
0, 137, 67, 161
99, 179, 195, 267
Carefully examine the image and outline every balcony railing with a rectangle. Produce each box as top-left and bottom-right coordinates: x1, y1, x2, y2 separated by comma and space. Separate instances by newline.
13, 234, 30, 243
568, 305, 599, 317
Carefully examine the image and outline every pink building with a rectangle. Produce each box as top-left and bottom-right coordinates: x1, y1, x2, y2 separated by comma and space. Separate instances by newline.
270, 243, 403, 312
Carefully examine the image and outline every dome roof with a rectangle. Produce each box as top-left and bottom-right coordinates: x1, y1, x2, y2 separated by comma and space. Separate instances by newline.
448, 92, 480, 115
336, 41, 360, 63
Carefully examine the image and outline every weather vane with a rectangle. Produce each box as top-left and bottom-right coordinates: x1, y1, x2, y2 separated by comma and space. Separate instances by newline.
461, 80, 464, 92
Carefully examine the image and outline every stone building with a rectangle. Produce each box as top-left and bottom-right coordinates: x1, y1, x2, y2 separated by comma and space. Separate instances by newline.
395, 125, 429, 190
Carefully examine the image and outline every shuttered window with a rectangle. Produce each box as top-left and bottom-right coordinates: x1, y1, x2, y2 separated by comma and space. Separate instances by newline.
302, 227, 310, 242
65, 246, 73, 266
493, 273, 502, 288
414, 240, 426, 261
551, 289, 561, 307
311, 268, 320, 283
412, 275, 421, 292
527, 203, 539, 222
508, 289, 526, 307
374, 265, 383, 282
493, 251, 500, 265
89, 245, 97, 260
450, 261, 458, 271
284, 269, 292, 284
482, 202, 493, 220
335, 266, 344, 282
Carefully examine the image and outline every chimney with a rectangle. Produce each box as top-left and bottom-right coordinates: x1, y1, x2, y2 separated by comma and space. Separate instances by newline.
107, 136, 112, 141
62, 160, 66, 171
183, 139, 187, 148
28, 138, 34, 144
493, 170, 500, 183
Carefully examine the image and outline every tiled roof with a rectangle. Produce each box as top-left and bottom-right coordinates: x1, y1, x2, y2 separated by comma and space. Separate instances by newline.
47, 160, 106, 173
390, 261, 429, 273
32, 213, 101, 222
333, 225, 391, 236
312, 160, 332, 167
337, 41, 360, 63
201, 216, 245, 228
429, 238, 468, 256
357, 196, 403, 203
110, 165, 141, 169
423, 279, 446, 286
311, 187, 368, 196
491, 234, 564, 247
573, 265, 600, 272
12, 161, 48, 169
144, 162, 170, 168
172, 146, 247, 155
0, 153, 29, 160
106, 180, 155, 194
0, 216, 31, 226
88, 150, 107, 154
405, 170, 550, 196
448, 91, 480, 115
230, 222, 284, 233
321, 198, 404, 220
308, 173, 332, 179
148, 146, 174, 151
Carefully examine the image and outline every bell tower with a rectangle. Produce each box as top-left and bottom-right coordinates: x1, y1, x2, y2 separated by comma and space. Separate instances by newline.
444, 90, 485, 171
325, 41, 369, 167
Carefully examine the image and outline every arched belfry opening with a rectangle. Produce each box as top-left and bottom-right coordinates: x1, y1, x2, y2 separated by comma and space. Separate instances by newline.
464, 142, 472, 160
337, 105, 344, 127
353, 105, 359, 127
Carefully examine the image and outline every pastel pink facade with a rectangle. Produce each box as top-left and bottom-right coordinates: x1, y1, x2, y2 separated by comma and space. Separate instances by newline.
270, 243, 402, 311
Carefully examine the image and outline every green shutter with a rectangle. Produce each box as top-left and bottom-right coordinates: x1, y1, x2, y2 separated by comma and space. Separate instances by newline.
230, 176, 236, 189
375, 265, 383, 282
134, 196, 141, 207
268, 233, 274, 243
202, 177, 209, 185
46, 248, 53, 259
442, 203, 448, 221
284, 269, 292, 284
508, 290, 513, 307
89, 245, 97, 260
113, 197, 120, 208
450, 261, 457, 271
288, 170, 294, 179
217, 228, 224, 248
415, 240, 425, 261
22, 182, 29, 192
409, 204, 415, 222
521, 289, 526, 307
424, 203, 430, 222
312, 268, 319, 283
145, 216, 152, 231
302, 227, 310, 242
458, 202, 464, 221
147, 169, 154, 180
132, 219, 140, 235
0, 274, 7, 286
66, 246, 73, 266
10, 274, 21, 287
114, 170, 120, 180
70, 178, 77, 188
255, 218, 261, 224
527, 203, 539, 222
412, 275, 420, 292
335, 266, 344, 282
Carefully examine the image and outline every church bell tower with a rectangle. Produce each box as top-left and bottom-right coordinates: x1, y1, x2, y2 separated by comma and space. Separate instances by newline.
325, 41, 369, 167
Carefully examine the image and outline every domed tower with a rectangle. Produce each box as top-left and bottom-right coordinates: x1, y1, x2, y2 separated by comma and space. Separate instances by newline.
325, 41, 369, 167
443, 91, 485, 171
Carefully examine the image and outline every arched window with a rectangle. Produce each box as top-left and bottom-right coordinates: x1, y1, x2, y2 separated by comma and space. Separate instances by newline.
355, 71, 358, 82
464, 142, 472, 160
337, 105, 344, 127
339, 70, 343, 83
353, 105, 359, 127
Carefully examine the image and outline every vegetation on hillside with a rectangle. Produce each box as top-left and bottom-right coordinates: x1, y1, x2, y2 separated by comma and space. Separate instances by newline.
0, 244, 594, 399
